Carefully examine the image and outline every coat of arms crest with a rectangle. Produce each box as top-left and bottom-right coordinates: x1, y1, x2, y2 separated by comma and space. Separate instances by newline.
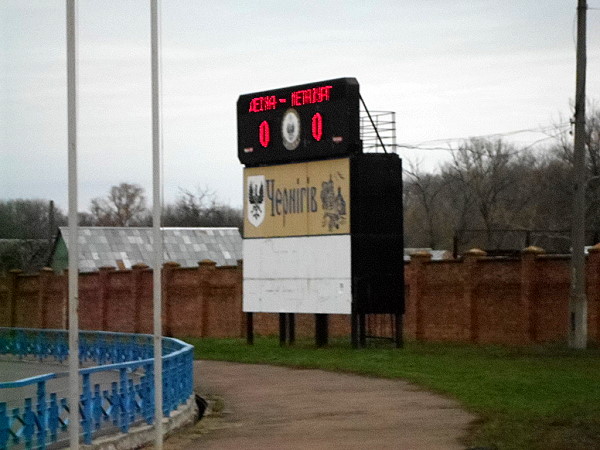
321, 175, 347, 231
247, 175, 266, 227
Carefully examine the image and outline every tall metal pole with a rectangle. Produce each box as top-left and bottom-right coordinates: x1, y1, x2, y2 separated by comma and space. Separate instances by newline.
151, 0, 164, 447
66, 0, 80, 447
569, 0, 588, 349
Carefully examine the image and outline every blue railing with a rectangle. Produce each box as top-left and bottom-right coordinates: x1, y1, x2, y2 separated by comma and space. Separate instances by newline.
0, 328, 194, 449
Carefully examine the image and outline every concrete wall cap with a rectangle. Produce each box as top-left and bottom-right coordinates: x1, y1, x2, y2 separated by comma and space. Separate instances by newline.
98, 266, 116, 271
522, 246, 545, 255
464, 248, 487, 257
198, 259, 217, 266
588, 243, 600, 253
132, 263, 149, 269
163, 261, 181, 268
410, 251, 432, 258
40, 267, 54, 273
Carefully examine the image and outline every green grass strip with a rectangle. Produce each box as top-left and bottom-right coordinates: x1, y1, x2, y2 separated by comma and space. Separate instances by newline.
184, 336, 600, 450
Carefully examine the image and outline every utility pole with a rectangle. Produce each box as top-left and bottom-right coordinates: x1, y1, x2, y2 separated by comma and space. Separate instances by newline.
66, 0, 81, 447
48, 200, 55, 244
569, 0, 587, 349
151, 0, 164, 448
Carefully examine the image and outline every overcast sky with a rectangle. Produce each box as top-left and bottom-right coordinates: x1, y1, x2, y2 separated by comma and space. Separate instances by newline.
2, 0, 599, 212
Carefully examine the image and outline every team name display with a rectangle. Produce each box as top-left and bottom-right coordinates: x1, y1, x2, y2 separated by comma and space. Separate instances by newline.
248, 85, 333, 113
266, 180, 318, 217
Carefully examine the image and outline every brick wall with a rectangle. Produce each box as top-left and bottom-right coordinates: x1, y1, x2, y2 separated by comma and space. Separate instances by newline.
2, 246, 600, 345
403, 246, 600, 345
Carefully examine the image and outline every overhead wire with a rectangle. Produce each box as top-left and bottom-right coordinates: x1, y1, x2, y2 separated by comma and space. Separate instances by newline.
397, 2, 593, 154
395, 123, 571, 152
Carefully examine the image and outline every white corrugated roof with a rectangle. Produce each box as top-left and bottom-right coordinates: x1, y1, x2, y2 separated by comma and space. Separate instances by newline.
58, 227, 242, 271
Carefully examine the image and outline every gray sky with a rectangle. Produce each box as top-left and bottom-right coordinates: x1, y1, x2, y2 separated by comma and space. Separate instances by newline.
2, 0, 599, 212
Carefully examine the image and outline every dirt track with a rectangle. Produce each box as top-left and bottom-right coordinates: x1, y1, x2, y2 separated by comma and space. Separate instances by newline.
163, 360, 476, 449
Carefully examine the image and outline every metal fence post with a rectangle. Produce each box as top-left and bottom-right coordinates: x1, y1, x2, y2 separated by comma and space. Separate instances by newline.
82, 373, 92, 444
0, 403, 8, 448
36, 380, 48, 447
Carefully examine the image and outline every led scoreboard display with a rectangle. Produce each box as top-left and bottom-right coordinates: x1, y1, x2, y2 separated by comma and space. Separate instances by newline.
238, 76, 404, 348
237, 77, 360, 166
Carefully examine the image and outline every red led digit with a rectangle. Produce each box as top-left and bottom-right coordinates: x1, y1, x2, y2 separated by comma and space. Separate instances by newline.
259, 121, 270, 148
311, 113, 323, 141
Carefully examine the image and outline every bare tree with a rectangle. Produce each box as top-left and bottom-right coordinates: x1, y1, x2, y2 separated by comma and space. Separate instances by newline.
552, 105, 600, 174
403, 161, 447, 248
549, 105, 600, 233
401, 103, 600, 254
163, 186, 242, 228
89, 183, 148, 226
0, 199, 67, 272
443, 139, 517, 237
0, 199, 66, 239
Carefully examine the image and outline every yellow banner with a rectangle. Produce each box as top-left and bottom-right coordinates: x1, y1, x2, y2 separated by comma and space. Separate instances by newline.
244, 158, 350, 238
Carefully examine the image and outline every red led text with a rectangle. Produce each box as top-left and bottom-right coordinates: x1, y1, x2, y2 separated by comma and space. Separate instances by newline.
249, 95, 277, 113
291, 85, 332, 107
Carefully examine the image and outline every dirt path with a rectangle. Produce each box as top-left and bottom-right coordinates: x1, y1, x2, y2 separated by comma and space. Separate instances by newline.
164, 360, 476, 449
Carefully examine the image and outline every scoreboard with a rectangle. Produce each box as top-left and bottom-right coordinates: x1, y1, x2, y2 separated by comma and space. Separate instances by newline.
237, 78, 361, 166
237, 77, 404, 347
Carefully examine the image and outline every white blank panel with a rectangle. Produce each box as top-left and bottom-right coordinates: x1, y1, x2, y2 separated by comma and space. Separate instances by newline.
243, 236, 351, 314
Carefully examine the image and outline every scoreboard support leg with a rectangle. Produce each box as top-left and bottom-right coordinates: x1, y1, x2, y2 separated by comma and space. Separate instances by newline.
288, 313, 296, 345
395, 313, 404, 348
315, 314, 329, 347
278, 313, 296, 346
359, 313, 366, 347
246, 312, 254, 345
279, 313, 287, 347
351, 312, 366, 349
351, 311, 359, 349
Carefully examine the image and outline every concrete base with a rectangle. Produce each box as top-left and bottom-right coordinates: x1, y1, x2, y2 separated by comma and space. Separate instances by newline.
82, 395, 198, 450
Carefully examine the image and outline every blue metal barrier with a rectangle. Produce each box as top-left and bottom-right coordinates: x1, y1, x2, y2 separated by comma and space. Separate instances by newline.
0, 328, 194, 449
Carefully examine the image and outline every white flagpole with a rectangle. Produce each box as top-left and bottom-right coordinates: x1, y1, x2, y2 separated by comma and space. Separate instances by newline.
66, 0, 80, 448
151, 0, 164, 447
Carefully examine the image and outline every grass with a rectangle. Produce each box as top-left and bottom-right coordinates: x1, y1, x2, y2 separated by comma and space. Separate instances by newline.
183, 336, 600, 450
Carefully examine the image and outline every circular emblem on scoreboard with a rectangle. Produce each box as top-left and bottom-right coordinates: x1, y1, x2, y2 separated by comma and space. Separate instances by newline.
281, 108, 301, 150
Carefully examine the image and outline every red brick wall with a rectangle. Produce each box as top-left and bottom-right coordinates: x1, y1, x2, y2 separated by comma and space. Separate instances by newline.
165, 265, 200, 337
253, 313, 352, 338
13, 275, 41, 328
530, 257, 570, 342
402, 247, 600, 345
198, 262, 244, 338
2, 247, 600, 346
79, 271, 103, 331
0, 274, 10, 327
43, 271, 65, 329
0, 268, 66, 329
